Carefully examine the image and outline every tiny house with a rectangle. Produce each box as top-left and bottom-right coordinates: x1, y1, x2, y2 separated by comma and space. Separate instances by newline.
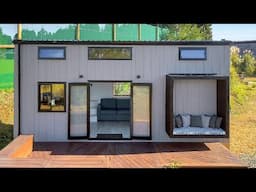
13, 40, 231, 142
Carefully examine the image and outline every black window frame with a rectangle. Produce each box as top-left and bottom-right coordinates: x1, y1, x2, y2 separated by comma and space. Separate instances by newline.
38, 82, 66, 112
38, 47, 66, 60
179, 47, 207, 60
88, 47, 132, 60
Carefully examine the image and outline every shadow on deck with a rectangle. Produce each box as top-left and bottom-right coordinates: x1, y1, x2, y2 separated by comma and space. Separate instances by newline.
32, 142, 210, 155
0, 135, 248, 168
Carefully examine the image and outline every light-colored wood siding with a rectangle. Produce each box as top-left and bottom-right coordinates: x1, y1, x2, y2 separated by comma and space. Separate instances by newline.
14, 46, 19, 138
16, 44, 230, 141
173, 80, 216, 115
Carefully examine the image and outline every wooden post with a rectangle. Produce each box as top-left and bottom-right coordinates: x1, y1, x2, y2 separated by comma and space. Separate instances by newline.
0, 45, 15, 48
112, 24, 116, 41
138, 24, 141, 41
76, 24, 80, 40
155, 24, 159, 41
17, 24, 22, 40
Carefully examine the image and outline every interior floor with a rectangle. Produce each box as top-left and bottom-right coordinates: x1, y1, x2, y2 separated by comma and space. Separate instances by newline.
90, 121, 131, 139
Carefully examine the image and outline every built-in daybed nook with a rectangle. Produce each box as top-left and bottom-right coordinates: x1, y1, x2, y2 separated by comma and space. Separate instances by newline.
166, 74, 229, 138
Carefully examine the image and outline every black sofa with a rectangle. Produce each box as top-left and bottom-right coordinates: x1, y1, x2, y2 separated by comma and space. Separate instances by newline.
97, 98, 130, 121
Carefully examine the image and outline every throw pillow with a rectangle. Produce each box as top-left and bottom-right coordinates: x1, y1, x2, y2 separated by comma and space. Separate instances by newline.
181, 114, 190, 128
190, 115, 202, 127
215, 117, 223, 128
209, 115, 217, 128
175, 114, 183, 128
201, 115, 211, 128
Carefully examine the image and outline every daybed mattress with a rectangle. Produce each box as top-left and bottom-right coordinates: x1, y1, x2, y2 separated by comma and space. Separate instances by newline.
173, 127, 226, 135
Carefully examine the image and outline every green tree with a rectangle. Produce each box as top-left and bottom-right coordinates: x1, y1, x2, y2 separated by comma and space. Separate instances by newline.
37, 28, 50, 40
230, 46, 256, 76
0, 28, 12, 44
241, 50, 256, 76
22, 29, 37, 40
230, 46, 242, 73
158, 24, 212, 40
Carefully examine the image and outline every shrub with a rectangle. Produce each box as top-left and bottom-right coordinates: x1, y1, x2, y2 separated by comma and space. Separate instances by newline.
230, 65, 248, 109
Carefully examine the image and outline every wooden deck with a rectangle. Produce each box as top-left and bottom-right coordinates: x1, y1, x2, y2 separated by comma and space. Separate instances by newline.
0, 142, 247, 168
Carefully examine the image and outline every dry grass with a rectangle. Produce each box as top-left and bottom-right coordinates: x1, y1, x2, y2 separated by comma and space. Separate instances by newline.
230, 87, 256, 155
244, 77, 256, 82
0, 90, 14, 149
0, 90, 14, 125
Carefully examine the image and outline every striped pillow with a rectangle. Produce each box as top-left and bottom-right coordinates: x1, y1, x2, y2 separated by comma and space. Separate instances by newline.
209, 115, 217, 128
190, 115, 202, 127
215, 117, 223, 128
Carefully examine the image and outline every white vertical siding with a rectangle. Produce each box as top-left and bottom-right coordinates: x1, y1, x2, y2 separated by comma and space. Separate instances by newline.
20, 45, 36, 135
173, 80, 217, 115
13, 46, 19, 138
18, 43, 229, 141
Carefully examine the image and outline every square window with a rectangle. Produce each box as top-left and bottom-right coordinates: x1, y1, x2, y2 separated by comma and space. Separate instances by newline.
39, 82, 66, 112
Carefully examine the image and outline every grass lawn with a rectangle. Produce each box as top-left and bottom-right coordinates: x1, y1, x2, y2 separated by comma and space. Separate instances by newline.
0, 59, 14, 89
230, 77, 256, 167
0, 59, 14, 73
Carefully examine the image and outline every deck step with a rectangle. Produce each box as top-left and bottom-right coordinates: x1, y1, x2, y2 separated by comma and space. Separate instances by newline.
97, 134, 123, 139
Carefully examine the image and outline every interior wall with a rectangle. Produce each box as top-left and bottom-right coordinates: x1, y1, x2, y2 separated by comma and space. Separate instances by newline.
90, 83, 114, 104
173, 79, 217, 115
90, 82, 130, 104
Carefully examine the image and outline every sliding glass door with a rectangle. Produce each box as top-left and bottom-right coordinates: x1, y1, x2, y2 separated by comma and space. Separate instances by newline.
68, 83, 90, 139
131, 83, 152, 139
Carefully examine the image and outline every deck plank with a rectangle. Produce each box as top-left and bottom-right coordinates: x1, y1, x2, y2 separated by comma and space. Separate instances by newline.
0, 142, 247, 168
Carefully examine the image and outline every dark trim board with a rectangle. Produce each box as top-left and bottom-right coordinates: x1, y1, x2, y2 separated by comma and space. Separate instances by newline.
88, 80, 132, 83
13, 40, 232, 46
18, 44, 21, 135
166, 75, 229, 138
165, 75, 173, 137
166, 74, 227, 79
217, 77, 230, 138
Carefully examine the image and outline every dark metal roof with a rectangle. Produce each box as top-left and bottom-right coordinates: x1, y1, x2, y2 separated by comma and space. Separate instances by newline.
233, 40, 256, 44
167, 73, 228, 79
13, 40, 232, 46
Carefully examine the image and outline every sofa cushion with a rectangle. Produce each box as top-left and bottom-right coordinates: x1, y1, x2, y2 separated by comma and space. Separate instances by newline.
101, 98, 116, 110
201, 115, 211, 128
209, 115, 217, 128
215, 117, 223, 128
181, 114, 190, 128
116, 99, 130, 110
100, 110, 116, 115
117, 110, 130, 115
190, 115, 202, 127
175, 114, 183, 128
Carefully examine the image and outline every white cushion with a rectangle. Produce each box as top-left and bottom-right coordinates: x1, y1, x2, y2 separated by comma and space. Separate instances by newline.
201, 115, 211, 128
173, 127, 226, 135
181, 114, 190, 127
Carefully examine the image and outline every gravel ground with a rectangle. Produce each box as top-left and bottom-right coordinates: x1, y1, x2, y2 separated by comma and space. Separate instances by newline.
239, 153, 256, 168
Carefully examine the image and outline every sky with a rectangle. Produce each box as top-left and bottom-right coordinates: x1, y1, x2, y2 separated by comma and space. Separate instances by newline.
1, 24, 256, 41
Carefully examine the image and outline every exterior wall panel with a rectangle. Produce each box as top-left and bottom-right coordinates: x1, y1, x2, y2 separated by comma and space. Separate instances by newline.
17, 43, 229, 141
